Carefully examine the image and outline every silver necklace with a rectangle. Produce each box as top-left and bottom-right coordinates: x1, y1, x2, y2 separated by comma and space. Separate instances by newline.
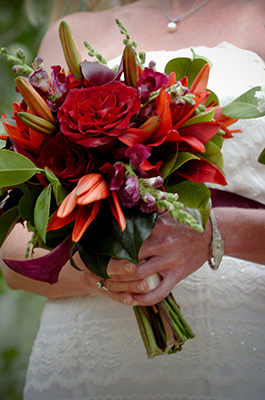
158, 0, 212, 32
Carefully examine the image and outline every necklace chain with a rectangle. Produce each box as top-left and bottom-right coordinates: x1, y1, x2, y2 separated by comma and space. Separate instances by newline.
158, 0, 212, 23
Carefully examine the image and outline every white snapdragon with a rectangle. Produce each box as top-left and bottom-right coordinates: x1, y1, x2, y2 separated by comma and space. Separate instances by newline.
254, 86, 265, 113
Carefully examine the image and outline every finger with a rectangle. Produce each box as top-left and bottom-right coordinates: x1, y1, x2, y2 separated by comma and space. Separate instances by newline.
99, 288, 134, 306
104, 278, 149, 294
132, 271, 177, 306
107, 258, 136, 276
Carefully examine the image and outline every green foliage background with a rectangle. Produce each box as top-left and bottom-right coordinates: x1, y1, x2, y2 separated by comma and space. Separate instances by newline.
0, 1, 51, 398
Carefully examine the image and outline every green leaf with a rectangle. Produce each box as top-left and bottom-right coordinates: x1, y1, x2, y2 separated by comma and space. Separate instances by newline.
0, 206, 20, 247
258, 148, 265, 165
205, 89, 219, 107
165, 57, 208, 87
222, 86, 265, 119
209, 131, 224, 149
198, 141, 224, 170
44, 167, 69, 205
77, 207, 158, 278
19, 187, 42, 224
190, 48, 213, 68
166, 181, 210, 209
182, 108, 215, 127
186, 202, 211, 230
170, 152, 200, 173
34, 184, 52, 242
0, 149, 43, 187
160, 151, 179, 179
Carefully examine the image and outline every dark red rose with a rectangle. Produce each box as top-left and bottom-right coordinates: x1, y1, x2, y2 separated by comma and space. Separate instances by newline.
38, 133, 94, 184
58, 82, 141, 149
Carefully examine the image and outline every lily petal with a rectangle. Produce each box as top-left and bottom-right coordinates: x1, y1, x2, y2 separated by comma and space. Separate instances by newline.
75, 174, 109, 205
57, 190, 78, 218
72, 201, 101, 242
47, 208, 77, 231
189, 63, 210, 94
108, 191, 126, 231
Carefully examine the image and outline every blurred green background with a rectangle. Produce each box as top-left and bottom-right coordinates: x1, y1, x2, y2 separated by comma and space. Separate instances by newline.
0, 1, 51, 399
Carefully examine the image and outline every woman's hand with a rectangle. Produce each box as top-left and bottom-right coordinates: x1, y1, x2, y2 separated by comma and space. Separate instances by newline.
105, 212, 212, 306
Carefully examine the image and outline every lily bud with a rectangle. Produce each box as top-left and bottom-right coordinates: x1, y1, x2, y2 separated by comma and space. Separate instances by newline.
123, 44, 138, 88
18, 112, 57, 135
139, 116, 161, 134
59, 21, 82, 80
15, 77, 55, 125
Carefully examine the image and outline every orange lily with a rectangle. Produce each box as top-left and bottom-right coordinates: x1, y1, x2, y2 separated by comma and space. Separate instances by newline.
3, 103, 46, 156
213, 106, 241, 138
189, 63, 210, 94
17, 112, 58, 135
123, 44, 138, 88
47, 173, 126, 242
16, 77, 55, 125
59, 21, 82, 80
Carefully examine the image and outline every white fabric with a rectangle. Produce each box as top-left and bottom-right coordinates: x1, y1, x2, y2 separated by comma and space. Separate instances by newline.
24, 43, 265, 400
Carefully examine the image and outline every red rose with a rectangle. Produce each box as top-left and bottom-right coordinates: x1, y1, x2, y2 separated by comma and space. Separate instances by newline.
58, 82, 141, 149
38, 133, 95, 184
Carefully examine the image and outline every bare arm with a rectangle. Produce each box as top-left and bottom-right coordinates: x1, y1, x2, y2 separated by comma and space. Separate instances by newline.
2, 207, 264, 306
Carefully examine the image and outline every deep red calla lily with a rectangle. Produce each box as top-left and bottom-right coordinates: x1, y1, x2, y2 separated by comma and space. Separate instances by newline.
3, 235, 73, 284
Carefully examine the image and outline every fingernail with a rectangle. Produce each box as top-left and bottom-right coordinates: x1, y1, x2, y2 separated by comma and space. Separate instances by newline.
124, 263, 134, 272
137, 282, 145, 291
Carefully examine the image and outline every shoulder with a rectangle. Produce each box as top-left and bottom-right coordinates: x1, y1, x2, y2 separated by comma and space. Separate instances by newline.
37, 9, 133, 68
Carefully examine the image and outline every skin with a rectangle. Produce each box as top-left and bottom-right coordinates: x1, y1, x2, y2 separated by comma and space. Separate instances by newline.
1, 0, 265, 306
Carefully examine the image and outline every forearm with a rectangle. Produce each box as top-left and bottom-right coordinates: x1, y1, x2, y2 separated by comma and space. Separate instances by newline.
0, 224, 97, 298
214, 207, 265, 265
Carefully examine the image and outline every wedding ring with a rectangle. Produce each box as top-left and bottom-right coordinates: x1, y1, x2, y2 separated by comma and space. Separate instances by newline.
96, 278, 110, 292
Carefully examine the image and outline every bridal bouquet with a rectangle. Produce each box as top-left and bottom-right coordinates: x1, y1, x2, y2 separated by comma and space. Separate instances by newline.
1, 20, 264, 358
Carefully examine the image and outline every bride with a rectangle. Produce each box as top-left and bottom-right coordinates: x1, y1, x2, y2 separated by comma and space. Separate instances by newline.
1, 0, 265, 399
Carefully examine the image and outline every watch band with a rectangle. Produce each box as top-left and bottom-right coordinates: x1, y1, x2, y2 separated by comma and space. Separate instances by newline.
208, 210, 224, 270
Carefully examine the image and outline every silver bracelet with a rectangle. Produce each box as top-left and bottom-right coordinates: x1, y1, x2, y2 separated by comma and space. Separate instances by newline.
208, 210, 224, 270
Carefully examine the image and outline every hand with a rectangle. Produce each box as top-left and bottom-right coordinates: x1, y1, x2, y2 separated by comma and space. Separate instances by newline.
104, 213, 212, 306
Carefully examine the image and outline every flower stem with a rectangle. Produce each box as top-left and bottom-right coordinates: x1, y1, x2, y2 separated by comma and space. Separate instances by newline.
133, 306, 162, 358
133, 293, 195, 358
166, 293, 195, 338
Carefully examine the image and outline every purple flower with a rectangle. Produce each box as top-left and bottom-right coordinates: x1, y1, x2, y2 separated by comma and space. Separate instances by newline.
137, 67, 170, 103
29, 68, 52, 95
119, 176, 140, 207
80, 61, 123, 86
3, 236, 73, 284
144, 176, 164, 189
142, 192, 156, 207
125, 144, 151, 166
100, 162, 125, 190
140, 193, 158, 214
50, 65, 68, 95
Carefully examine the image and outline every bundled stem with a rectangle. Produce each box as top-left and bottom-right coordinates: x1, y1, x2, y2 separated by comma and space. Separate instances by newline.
133, 292, 195, 358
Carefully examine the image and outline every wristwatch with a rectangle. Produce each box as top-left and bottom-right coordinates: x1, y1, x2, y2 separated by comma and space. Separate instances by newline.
208, 210, 224, 270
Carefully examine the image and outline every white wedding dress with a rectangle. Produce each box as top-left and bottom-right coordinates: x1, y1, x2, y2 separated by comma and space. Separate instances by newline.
24, 43, 265, 400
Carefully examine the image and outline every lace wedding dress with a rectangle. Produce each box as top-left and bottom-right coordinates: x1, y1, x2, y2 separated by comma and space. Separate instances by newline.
24, 43, 265, 400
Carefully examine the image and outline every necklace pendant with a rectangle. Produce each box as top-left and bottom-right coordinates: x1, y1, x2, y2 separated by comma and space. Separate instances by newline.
167, 21, 177, 32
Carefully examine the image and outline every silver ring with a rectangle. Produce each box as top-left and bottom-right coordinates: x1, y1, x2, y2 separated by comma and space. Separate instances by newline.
96, 278, 110, 292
